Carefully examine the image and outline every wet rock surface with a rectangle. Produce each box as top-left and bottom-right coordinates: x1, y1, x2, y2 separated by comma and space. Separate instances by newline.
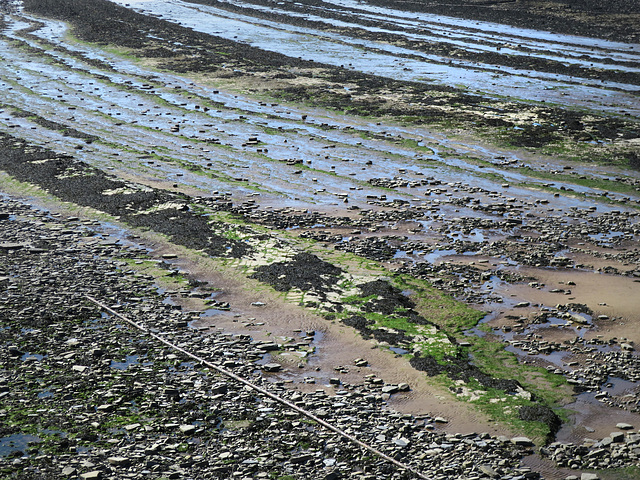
19, 0, 640, 146
366, 0, 640, 44
0, 0, 639, 478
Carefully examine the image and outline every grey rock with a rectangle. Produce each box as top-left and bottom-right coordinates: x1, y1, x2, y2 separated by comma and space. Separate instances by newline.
80, 471, 102, 480
392, 437, 410, 447
599, 437, 613, 447
0, 242, 27, 250
262, 363, 282, 372
616, 422, 633, 430
381, 385, 398, 394
211, 382, 228, 394
478, 465, 499, 478
179, 425, 196, 434
580, 474, 599, 480
610, 432, 625, 443
511, 437, 534, 446
290, 453, 314, 464
107, 456, 130, 466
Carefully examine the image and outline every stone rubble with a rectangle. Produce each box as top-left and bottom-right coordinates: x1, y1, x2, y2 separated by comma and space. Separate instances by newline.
0, 197, 540, 479
1, 197, 637, 479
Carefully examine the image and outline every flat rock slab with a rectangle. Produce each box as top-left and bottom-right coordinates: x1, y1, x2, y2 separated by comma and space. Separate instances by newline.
179, 425, 197, 434
511, 436, 534, 446
616, 422, 634, 430
0, 242, 27, 249
580, 474, 600, 480
107, 456, 130, 466
610, 432, 625, 442
262, 362, 282, 372
392, 437, 411, 447
479, 465, 499, 478
80, 471, 102, 480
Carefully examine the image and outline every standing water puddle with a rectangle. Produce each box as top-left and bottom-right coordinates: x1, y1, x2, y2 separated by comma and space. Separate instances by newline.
0, 434, 40, 458
110, 355, 145, 370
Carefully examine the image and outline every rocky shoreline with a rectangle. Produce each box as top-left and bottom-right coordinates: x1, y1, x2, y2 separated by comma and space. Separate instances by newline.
1, 0, 640, 478
0, 172, 638, 479
0, 196, 535, 479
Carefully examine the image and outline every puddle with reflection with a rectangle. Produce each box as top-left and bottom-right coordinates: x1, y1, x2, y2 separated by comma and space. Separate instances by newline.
389, 346, 410, 355
20, 352, 45, 362
423, 248, 458, 264
110, 355, 142, 370
600, 376, 638, 397
504, 344, 569, 368
557, 385, 640, 444
0, 434, 40, 458
38, 390, 54, 399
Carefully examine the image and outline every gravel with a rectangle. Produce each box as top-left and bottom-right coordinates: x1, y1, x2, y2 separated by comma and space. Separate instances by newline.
2, 193, 639, 478
0, 196, 539, 479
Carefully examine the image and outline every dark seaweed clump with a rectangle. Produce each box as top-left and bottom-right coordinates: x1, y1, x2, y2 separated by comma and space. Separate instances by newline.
519, 405, 562, 443
357, 279, 432, 325
342, 315, 412, 345
410, 352, 524, 395
0, 133, 249, 258
250, 253, 343, 299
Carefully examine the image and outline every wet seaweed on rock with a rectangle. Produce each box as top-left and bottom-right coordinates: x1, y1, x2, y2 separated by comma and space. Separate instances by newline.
341, 315, 412, 345
518, 405, 562, 443
409, 352, 524, 395
8, 108, 98, 143
356, 279, 433, 326
0, 133, 250, 259
341, 315, 374, 330
249, 252, 343, 299
358, 279, 414, 314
